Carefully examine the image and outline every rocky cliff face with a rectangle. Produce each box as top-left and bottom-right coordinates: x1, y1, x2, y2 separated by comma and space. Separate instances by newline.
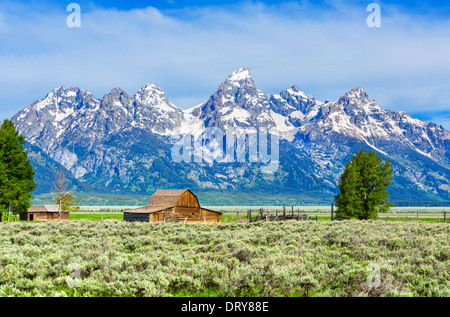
10, 68, 450, 201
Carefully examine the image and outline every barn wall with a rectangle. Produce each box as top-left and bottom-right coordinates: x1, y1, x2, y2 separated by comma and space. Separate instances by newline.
153, 208, 176, 222
23, 212, 70, 221
152, 207, 221, 223
200, 208, 222, 223
34, 213, 50, 221
124, 213, 150, 222
176, 191, 200, 208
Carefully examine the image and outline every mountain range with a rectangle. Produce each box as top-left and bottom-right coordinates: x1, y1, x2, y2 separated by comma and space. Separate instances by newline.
6, 67, 450, 204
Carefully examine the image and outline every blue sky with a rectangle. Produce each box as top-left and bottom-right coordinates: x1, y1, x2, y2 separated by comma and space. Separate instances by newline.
1, 0, 450, 129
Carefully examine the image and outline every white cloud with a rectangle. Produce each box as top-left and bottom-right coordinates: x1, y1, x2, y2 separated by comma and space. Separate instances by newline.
0, 1, 450, 130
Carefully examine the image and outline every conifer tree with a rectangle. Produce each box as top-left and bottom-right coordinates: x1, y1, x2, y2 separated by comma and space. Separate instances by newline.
335, 149, 393, 220
0, 120, 36, 221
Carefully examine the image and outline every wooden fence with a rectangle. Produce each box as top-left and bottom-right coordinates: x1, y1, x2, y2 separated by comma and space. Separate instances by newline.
223, 206, 312, 223
221, 206, 450, 224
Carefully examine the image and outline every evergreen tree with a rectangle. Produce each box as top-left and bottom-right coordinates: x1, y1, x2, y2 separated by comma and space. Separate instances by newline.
334, 158, 361, 220
335, 149, 393, 220
0, 120, 36, 221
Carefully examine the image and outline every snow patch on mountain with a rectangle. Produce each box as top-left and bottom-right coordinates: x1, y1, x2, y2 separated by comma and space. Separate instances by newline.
222, 108, 251, 123
226, 67, 252, 83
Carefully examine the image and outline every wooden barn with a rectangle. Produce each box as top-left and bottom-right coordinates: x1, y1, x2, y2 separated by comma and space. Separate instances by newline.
20, 205, 69, 221
124, 189, 222, 224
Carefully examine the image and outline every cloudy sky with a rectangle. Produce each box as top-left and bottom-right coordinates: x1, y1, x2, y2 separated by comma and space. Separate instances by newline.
1, 0, 450, 129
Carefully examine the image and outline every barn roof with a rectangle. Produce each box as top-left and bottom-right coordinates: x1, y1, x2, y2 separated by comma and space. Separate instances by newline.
123, 189, 190, 214
123, 206, 167, 214
28, 205, 61, 213
147, 189, 190, 208
124, 189, 221, 215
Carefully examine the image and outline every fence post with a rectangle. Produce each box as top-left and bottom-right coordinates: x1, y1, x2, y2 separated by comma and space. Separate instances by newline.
331, 204, 334, 221
444, 211, 447, 223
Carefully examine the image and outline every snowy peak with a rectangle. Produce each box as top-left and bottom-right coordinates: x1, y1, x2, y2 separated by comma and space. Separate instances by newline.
196, 67, 274, 130
216, 67, 260, 99
131, 83, 184, 135
135, 83, 164, 102
134, 83, 179, 113
13, 86, 97, 127
286, 85, 310, 100
100, 88, 134, 116
270, 85, 321, 120
224, 67, 253, 85
344, 87, 369, 99
32, 86, 82, 111
103, 87, 130, 101
339, 87, 376, 108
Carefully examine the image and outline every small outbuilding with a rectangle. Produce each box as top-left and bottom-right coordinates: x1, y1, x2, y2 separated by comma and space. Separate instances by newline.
20, 205, 69, 221
124, 189, 222, 224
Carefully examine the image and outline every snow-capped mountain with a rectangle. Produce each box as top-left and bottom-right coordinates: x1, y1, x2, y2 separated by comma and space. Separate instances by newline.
196, 67, 275, 129
10, 67, 450, 201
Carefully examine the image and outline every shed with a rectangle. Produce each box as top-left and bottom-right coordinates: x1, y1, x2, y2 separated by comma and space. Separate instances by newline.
124, 189, 222, 224
20, 205, 70, 221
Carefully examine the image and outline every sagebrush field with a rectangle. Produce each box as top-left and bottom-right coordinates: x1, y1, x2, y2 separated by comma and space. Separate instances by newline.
0, 220, 448, 297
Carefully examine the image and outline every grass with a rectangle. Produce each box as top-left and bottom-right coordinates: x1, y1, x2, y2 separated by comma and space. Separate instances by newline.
1, 212, 448, 224
69, 214, 123, 221
0, 220, 448, 297
0, 213, 123, 223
